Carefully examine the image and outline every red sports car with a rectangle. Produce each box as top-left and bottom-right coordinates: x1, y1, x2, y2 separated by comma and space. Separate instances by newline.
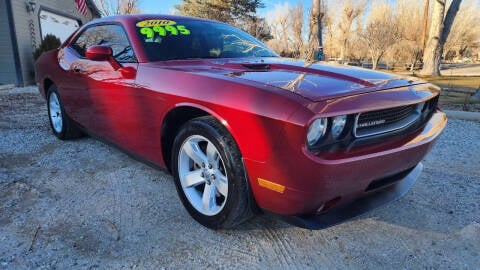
35, 15, 447, 229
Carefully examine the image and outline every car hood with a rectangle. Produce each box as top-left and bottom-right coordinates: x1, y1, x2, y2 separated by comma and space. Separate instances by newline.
151, 57, 425, 101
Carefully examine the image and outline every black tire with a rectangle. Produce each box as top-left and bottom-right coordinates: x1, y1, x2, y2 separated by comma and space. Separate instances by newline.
46, 85, 83, 140
171, 116, 254, 229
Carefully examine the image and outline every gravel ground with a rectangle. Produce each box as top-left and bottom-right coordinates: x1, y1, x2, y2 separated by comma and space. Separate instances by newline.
1, 86, 479, 269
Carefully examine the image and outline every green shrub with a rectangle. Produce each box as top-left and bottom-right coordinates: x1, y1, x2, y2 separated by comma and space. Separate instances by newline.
33, 34, 61, 60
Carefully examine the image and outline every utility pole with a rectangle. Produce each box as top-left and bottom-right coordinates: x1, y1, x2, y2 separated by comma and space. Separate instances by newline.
421, 0, 430, 54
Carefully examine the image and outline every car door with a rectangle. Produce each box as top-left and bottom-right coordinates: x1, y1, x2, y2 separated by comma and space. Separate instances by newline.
59, 24, 134, 132
63, 23, 164, 162
71, 24, 143, 147
56, 27, 97, 128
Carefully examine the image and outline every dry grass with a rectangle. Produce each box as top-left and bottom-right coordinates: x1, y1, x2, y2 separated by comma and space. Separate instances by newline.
390, 74, 479, 104
424, 76, 479, 93
421, 76, 479, 106
387, 73, 480, 111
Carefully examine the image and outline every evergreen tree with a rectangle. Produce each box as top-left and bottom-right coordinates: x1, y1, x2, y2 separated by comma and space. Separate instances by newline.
175, 0, 263, 24
175, 0, 269, 40
33, 34, 61, 60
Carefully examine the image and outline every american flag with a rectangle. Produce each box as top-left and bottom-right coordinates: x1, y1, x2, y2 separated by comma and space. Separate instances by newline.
75, 0, 88, 17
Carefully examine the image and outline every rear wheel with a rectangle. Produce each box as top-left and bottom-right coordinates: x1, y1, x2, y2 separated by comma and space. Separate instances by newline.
172, 116, 253, 229
47, 85, 83, 140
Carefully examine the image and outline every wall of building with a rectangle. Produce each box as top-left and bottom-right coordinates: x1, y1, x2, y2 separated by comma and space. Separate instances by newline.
10, 0, 99, 86
0, 0, 20, 85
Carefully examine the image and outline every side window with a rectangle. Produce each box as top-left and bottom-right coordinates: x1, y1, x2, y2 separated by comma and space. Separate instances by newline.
71, 27, 99, 57
71, 24, 136, 62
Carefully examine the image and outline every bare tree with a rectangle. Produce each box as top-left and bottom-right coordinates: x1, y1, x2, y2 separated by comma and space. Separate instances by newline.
347, 19, 367, 63
278, 8, 289, 52
94, 0, 109, 16
395, 0, 424, 71
265, 3, 290, 55
94, 0, 141, 16
119, 0, 141, 14
443, 0, 479, 61
323, 11, 336, 60
360, 1, 400, 70
242, 17, 272, 42
289, 3, 304, 57
337, 0, 366, 60
421, 0, 463, 76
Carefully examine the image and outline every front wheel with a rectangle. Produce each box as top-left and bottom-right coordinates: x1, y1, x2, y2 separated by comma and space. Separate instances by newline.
171, 116, 253, 229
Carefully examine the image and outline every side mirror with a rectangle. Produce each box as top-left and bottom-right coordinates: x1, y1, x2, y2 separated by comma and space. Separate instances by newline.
85, 45, 122, 70
86, 45, 112, 61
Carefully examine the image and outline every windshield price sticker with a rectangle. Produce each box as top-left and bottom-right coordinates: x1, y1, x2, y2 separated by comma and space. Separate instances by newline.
137, 20, 191, 38
136, 20, 176, 27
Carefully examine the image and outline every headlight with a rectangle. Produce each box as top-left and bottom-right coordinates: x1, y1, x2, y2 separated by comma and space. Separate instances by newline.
307, 118, 327, 146
331, 115, 347, 139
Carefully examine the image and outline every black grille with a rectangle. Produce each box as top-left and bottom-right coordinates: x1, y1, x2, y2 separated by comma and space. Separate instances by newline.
355, 104, 420, 137
357, 105, 416, 129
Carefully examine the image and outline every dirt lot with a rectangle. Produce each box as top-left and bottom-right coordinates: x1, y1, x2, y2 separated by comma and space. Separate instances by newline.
1, 87, 479, 269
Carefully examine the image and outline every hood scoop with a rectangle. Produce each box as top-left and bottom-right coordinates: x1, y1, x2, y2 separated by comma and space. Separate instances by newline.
241, 63, 270, 70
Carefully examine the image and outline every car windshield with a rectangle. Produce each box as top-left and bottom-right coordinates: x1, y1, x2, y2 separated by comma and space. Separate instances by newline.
135, 19, 278, 61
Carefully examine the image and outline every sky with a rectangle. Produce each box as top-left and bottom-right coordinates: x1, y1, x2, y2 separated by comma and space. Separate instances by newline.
139, 0, 311, 16
136, 0, 480, 16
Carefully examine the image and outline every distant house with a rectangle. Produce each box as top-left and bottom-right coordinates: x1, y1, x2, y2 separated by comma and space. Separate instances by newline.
0, 0, 101, 86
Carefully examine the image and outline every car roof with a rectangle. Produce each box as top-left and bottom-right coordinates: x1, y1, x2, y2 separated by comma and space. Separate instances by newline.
83, 14, 220, 27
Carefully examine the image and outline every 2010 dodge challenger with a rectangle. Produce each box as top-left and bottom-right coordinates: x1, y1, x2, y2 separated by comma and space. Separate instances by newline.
35, 15, 447, 229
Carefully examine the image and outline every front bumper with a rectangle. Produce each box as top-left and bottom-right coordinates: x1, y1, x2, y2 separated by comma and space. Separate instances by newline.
244, 110, 447, 218
270, 163, 422, 229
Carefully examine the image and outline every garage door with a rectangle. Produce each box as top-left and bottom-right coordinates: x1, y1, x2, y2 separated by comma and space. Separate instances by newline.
39, 10, 80, 42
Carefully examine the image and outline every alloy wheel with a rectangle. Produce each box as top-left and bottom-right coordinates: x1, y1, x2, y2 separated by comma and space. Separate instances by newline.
49, 92, 63, 133
178, 135, 228, 216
